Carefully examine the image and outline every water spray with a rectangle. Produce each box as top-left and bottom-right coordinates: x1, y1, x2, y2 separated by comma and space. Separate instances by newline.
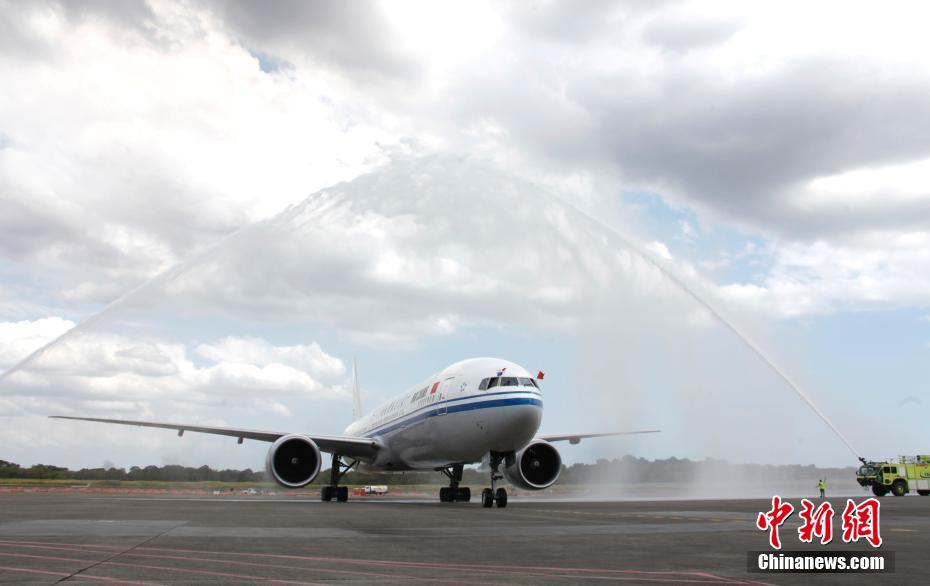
560, 199, 862, 461
0, 224, 254, 386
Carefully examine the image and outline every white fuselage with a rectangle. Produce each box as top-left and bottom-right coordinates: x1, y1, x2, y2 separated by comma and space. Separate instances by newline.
343, 358, 543, 470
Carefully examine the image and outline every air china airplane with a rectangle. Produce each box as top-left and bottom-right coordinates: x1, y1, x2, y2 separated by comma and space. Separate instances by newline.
52, 357, 657, 508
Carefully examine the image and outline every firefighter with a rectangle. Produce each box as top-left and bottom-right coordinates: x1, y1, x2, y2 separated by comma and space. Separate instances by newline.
819, 479, 826, 498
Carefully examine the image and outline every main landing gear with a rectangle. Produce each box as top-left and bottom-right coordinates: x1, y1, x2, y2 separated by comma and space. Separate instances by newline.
438, 464, 472, 502
481, 453, 507, 508
321, 453, 357, 502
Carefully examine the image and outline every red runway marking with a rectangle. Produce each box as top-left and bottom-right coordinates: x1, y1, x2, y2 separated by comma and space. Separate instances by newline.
0, 548, 321, 585
0, 539, 770, 585
138, 546, 765, 584
0, 542, 512, 586
0, 562, 156, 584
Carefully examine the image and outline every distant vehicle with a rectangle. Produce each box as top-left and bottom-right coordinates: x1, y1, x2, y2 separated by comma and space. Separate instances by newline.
211, 489, 222, 496
52, 358, 658, 509
857, 455, 930, 496
363, 485, 388, 495
241, 487, 258, 495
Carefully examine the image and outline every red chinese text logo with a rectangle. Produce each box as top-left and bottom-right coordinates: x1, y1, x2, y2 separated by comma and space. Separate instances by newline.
798, 498, 834, 544
756, 497, 883, 549
841, 498, 882, 547
756, 495, 795, 550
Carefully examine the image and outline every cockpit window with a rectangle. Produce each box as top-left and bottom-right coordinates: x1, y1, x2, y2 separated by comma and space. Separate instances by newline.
501, 377, 519, 386
518, 377, 535, 387
486, 377, 500, 389
479, 378, 489, 391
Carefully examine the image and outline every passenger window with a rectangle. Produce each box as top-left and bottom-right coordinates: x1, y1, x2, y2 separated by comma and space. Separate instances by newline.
479, 378, 489, 391
487, 377, 500, 389
501, 377, 518, 386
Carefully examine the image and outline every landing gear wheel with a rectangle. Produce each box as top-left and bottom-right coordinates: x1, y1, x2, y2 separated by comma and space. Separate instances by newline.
892, 480, 907, 497
481, 488, 493, 508
322, 453, 357, 503
872, 485, 888, 497
918, 490, 930, 496
438, 464, 467, 503
495, 487, 508, 508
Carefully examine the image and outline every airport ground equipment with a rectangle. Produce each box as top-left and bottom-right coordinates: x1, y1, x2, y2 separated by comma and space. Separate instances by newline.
856, 455, 930, 497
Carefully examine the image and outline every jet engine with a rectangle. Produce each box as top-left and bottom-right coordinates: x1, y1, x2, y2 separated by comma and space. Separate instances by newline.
503, 439, 562, 490
265, 434, 322, 488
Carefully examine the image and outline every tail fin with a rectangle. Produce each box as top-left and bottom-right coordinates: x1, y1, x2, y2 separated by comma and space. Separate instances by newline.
351, 357, 362, 420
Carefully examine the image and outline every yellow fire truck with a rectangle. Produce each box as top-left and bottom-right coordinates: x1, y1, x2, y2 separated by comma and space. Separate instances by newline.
856, 455, 930, 497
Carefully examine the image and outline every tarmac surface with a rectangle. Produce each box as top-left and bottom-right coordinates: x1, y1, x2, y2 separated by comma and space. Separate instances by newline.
0, 491, 926, 584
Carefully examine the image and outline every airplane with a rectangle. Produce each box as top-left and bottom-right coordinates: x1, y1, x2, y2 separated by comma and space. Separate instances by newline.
52, 357, 658, 508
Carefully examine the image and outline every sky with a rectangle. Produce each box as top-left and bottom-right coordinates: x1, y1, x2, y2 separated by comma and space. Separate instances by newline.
1, 0, 929, 471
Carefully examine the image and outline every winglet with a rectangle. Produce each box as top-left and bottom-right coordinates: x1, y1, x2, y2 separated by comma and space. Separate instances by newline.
351, 357, 362, 420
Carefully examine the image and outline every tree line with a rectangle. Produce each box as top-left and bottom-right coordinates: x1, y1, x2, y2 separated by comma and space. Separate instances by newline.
1, 455, 854, 484
0, 460, 263, 482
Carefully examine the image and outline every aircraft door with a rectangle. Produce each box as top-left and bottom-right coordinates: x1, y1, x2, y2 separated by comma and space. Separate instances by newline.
437, 377, 455, 416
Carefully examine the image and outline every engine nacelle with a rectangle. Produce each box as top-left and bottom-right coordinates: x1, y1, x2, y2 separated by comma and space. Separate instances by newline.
503, 439, 562, 490
265, 434, 322, 488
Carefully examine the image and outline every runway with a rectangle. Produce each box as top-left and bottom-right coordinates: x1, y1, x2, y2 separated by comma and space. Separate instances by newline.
0, 492, 925, 584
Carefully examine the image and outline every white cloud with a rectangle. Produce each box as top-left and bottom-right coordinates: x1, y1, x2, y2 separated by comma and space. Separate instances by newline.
0, 317, 75, 369
195, 337, 345, 379
717, 235, 930, 317
0, 0, 398, 306
2, 0, 930, 325
646, 241, 673, 261
0, 320, 347, 418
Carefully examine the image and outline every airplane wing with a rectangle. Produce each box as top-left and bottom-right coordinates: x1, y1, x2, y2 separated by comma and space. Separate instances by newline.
49, 416, 380, 461
539, 430, 660, 445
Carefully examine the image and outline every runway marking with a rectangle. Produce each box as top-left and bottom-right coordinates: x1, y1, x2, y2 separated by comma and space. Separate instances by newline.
889, 528, 916, 532
0, 539, 771, 584
0, 564, 156, 584
0, 546, 713, 585
0, 548, 326, 585
0, 541, 513, 586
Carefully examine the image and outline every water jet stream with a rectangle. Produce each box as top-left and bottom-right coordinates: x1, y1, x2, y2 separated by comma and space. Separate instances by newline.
560, 199, 861, 461
0, 225, 252, 386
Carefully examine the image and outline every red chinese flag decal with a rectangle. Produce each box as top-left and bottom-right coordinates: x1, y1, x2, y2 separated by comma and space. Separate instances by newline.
430, 382, 440, 394
537, 371, 545, 380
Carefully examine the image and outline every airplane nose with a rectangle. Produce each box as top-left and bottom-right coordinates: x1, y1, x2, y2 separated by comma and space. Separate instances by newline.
491, 403, 542, 451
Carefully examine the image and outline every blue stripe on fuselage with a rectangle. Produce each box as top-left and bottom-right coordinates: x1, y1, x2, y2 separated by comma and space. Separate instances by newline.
361, 394, 542, 439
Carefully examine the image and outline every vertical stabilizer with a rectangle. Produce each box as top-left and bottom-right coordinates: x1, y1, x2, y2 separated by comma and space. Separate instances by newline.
351, 357, 362, 420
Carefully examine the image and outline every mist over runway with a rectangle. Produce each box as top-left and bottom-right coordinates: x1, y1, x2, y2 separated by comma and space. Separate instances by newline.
0, 492, 925, 584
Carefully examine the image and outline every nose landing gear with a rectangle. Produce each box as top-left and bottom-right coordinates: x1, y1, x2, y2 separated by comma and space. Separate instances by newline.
482, 453, 507, 508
